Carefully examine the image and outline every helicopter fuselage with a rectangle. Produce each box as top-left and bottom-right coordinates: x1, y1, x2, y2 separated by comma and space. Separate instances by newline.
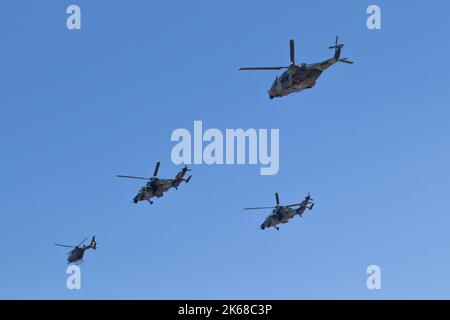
67, 247, 86, 263
269, 57, 338, 99
133, 178, 176, 203
260, 206, 298, 230
260, 201, 311, 230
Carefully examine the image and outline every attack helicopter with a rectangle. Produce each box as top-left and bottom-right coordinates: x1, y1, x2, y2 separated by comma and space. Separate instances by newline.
54, 235, 97, 264
239, 36, 353, 99
244, 193, 314, 230
117, 162, 192, 204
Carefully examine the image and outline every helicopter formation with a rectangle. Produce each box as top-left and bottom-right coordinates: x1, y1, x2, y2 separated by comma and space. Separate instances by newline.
54, 36, 352, 263
54, 163, 193, 264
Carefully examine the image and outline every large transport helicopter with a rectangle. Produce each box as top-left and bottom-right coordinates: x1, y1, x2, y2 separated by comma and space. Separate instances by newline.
54, 235, 97, 264
245, 193, 314, 230
239, 36, 353, 99
117, 162, 192, 204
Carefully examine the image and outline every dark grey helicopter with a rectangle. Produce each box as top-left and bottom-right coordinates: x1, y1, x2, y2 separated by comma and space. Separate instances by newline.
239, 36, 354, 99
54, 236, 97, 264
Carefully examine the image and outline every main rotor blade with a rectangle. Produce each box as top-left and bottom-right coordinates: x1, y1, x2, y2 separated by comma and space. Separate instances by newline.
77, 238, 88, 247
153, 161, 161, 177
239, 67, 288, 71
275, 192, 280, 206
290, 39, 295, 65
116, 175, 150, 180
244, 206, 277, 210
54, 244, 74, 248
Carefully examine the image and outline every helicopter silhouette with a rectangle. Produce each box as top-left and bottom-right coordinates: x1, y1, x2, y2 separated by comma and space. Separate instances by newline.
54, 235, 97, 264
245, 193, 314, 230
239, 36, 353, 99
117, 162, 192, 204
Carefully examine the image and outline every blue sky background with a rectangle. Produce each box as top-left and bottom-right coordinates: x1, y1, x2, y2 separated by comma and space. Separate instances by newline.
1, 0, 450, 299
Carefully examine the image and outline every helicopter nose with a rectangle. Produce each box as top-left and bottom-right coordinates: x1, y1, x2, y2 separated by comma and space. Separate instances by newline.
268, 87, 279, 99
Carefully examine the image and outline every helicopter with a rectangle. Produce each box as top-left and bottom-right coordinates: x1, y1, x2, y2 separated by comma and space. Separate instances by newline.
239, 36, 354, 99
54, 235, 97, 264
244, 193, 314, 230
117, 162, 192, 204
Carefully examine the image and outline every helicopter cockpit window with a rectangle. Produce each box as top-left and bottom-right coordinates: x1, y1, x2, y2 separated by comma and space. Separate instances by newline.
272, 77, 278, 87
280, 73, 289, 85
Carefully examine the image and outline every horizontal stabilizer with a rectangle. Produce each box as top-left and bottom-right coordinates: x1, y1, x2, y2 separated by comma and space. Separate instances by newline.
339, 58, 354, 64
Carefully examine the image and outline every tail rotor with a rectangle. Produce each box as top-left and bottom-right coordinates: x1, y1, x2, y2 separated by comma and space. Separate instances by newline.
90, 235, 97, 250
182, 165, 192, 184
329, 36, 344, 50
306, 193, 315, 210
329, 36, 354, 64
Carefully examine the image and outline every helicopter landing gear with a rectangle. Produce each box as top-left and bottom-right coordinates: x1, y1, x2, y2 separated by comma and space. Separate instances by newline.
147, 199, 153, 205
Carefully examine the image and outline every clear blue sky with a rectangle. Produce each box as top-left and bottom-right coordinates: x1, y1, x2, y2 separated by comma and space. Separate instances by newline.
1, 0, 450, 299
